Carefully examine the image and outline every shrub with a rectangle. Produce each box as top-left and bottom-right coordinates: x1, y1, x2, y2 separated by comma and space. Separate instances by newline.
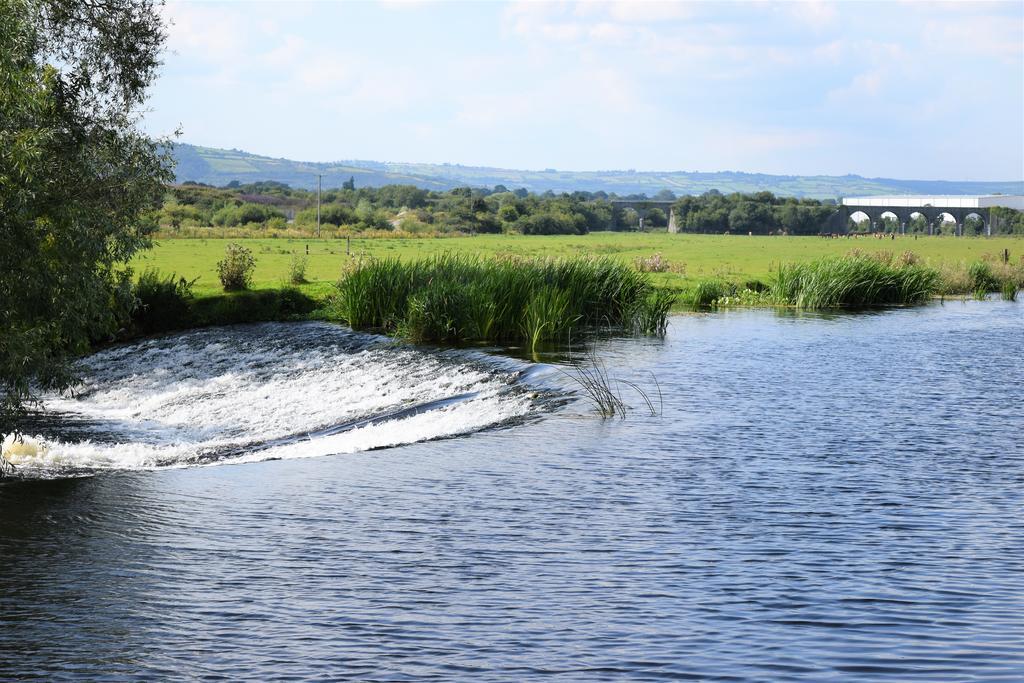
895, 250, 920, 267
133, 269, 196, 333
212, 202, 285, 227
217, 243, 256, 291
692, 279, 734, 308
288, 254, 308, 284
742, 279, 769, 293
190, 288, 317, 326
634, 253, 672, 273
515, 211, 587, 235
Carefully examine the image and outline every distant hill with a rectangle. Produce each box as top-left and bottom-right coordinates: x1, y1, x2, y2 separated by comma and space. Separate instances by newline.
171, 143, 1024, 200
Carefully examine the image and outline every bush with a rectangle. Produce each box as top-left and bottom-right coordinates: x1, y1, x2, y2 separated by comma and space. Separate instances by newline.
190, 288, 318, 326
288, 254, 308, 284
692, 280, 735, 308
634, 253, 672, 273
515, 211, 587, 235
133, 269, 196, 333
217, 243, 256, 291
212, 202, 285, 227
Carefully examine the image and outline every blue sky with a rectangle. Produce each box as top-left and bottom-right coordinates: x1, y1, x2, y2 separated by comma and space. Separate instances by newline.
149, 1, 1024, 180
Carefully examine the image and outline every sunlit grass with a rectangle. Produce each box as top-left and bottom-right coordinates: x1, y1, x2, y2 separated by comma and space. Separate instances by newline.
331, 254, 673, 348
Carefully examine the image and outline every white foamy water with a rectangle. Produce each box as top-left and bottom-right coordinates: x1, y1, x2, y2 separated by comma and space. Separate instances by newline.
5, 323, 538, 476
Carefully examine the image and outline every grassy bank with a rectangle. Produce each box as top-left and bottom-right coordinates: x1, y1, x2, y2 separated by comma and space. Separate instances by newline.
126, 235, 1022, 339
134, 233, 1024, 300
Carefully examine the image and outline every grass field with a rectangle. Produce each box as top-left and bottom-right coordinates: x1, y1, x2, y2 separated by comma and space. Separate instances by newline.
134, 233, 1023, 299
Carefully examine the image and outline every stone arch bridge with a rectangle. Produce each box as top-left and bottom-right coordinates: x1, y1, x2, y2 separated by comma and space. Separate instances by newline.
610, 199, 679, 232
833, 195, 1024, 236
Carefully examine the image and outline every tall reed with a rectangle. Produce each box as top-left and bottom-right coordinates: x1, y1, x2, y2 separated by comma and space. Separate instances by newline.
774, 255, 939, 308
334, 254, 674, 348
1002, 281, 1018, 301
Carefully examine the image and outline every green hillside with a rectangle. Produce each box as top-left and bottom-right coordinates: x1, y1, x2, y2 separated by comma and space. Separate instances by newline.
172, 143, 1024, 199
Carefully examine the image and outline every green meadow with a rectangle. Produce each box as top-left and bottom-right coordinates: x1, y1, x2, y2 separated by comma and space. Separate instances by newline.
134, 232, 1023, 299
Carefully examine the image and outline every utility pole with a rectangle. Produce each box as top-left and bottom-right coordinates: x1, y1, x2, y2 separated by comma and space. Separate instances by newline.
316, 174, 322, 238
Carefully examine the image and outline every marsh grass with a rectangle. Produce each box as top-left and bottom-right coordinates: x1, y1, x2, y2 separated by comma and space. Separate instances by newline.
559, 358, 627, 418
559, 349, 663, 419
774, 255, 939, 308
334, 254, 674, 348
1001, 281, 1018, 301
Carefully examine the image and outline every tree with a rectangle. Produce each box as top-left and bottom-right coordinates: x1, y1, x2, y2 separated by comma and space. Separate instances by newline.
1, 0, 172, 457
342, 176, 355, 191
645, 208, 668, 227
728, 201, 778, 234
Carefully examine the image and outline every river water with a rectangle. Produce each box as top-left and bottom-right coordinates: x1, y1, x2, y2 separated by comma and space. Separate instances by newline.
1, 302, 1022, 680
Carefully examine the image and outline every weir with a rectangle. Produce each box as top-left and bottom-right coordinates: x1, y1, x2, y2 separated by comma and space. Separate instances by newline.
6, 323, 538, 476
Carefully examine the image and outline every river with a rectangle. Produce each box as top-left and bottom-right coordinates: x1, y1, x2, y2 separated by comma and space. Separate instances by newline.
1, 301, 1022, 680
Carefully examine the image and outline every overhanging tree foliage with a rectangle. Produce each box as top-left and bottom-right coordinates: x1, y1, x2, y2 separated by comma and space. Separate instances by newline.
0, 0, 172, 459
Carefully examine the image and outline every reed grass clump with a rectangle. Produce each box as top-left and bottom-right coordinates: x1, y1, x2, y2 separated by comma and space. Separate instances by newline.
935, 260, 1024, 296
333, 254, 674, 348
692, 279, 735, 308
774, 255, 939, 308
1001, 281, 1018, 301
968, 261, 1000, 293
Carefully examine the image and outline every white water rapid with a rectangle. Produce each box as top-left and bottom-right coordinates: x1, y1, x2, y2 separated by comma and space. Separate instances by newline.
4, 322, 540, 476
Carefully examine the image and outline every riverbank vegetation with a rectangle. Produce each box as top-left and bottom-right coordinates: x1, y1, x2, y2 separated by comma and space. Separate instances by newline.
697, 251, 1022, 309
772, 256, 939, 308
121, 243, 1020, 355
135, 233, 1024, 300
154, 181, 1024, 238
331, 255, 673, 348
1, 0, 171, 448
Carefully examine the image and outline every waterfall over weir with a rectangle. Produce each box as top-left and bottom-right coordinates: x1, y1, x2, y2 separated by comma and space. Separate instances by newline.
5, 323, 540, 477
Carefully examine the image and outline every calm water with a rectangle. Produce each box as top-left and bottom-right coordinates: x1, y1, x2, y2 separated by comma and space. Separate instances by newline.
1, 302, 1022, 681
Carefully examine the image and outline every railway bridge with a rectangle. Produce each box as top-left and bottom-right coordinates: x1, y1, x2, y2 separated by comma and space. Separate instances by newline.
833, 195, 1024, 236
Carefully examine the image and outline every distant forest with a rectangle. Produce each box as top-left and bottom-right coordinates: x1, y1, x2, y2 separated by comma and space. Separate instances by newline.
172, 143, 1024, 200
155, 181, 1024, 236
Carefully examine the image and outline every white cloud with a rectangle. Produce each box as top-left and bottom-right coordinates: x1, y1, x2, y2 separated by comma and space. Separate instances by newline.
827, 70, 885, 104
162, 2, 247, 62
923, 14, 1024, 61
786, 0, 838, 30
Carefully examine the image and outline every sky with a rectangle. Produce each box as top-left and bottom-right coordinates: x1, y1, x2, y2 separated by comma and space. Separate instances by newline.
147, 1, 1024, 180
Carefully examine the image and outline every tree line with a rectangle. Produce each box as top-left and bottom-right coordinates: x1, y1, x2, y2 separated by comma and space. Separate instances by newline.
158, 181, 1024, 237
157, 183, 847, 236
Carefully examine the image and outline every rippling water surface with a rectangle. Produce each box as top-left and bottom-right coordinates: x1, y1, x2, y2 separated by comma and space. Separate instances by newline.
1, 302, 1022, 680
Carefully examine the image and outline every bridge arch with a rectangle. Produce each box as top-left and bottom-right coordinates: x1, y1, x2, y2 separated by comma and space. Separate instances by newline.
936, 212, 958, 236
837, 196, 1014, 237
611, 199, 678, 232
849, 210, 870, 231
964, 211, 986, 236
